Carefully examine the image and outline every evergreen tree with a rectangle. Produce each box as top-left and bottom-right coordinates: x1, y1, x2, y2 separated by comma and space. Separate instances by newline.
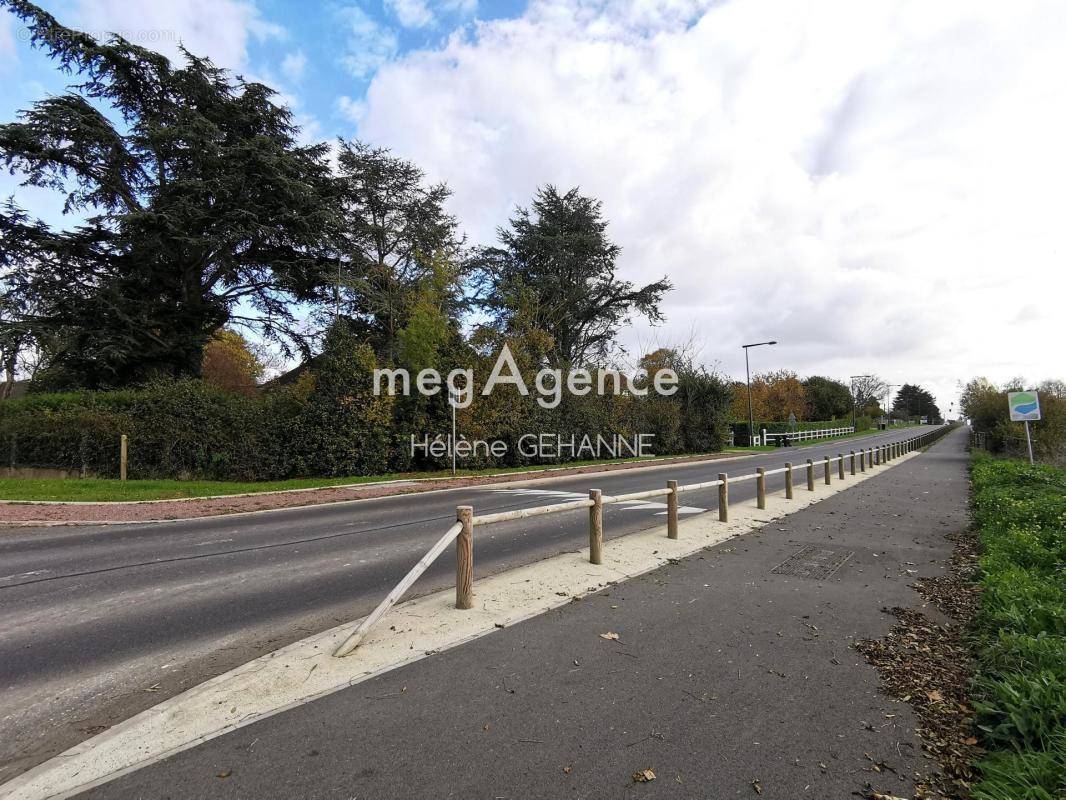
477, 186, 671, 366
0, 1, 337, 388
334, 140, 465, 363
893, 383, 940, 421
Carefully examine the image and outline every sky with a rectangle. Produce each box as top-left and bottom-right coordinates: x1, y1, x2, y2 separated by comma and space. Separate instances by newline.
1, 0, 1064, 415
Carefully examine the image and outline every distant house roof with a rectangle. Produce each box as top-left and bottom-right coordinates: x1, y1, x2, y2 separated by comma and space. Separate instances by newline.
262, 357, 319, 389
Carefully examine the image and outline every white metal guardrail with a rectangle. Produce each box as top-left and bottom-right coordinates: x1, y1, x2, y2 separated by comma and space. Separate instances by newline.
333, 425, 953, 657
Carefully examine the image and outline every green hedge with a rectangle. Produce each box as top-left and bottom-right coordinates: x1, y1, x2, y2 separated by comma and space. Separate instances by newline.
0, 353, 735, 481
969, 453, 1066, 799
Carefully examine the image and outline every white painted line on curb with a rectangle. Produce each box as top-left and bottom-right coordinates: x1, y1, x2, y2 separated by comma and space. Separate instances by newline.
0, 450, 924, 800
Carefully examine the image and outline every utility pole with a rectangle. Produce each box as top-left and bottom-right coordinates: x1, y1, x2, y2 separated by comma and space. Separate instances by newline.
742, 340, 777, 445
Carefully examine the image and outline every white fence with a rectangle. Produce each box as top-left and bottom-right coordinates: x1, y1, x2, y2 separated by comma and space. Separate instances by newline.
761, 425, 854, 446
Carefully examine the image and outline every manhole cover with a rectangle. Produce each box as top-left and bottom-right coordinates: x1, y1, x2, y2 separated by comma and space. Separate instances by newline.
771, 545, 854, 580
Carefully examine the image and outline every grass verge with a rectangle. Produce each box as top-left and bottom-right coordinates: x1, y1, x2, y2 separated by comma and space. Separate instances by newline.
0, 452, 720, 502
969, 452, 1066, 800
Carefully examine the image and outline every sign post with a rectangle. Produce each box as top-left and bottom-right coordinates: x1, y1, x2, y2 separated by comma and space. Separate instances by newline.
1007, 391, 1041, 464
450, 387, 458, 477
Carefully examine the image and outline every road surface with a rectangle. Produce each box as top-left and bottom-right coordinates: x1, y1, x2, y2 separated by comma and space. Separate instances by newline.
0, 426, 935, 780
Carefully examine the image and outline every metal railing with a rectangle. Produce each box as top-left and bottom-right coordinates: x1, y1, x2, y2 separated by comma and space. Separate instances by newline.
332, 426, 953, 657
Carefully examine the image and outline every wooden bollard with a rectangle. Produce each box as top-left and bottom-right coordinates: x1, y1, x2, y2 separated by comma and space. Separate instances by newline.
589, 490, 603, 563
849, 450, 856, 475
823, 456, 831, 485
718, 473, 729, 522
756, 468, 766, 510
456, 506, 473, 609
860, 449, 867, 472
806, 459, 815, 491
785, 462, 794, 499
666, 481, 679, 540
120, 434, 128, 481
837, 454, 845, 480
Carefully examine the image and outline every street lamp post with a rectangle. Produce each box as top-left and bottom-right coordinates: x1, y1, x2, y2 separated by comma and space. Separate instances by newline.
850, 374, 872, 430
742, 340, 777, 445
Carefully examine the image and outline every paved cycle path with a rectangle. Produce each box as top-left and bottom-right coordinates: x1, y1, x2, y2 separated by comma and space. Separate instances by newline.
79, 428, 970, 799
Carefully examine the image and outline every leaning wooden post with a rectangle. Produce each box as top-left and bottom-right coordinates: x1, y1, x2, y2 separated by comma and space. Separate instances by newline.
589, 490, 603, 564
837, 454, 845, 480
455, 506, 474, 609
823, 456, 831, 485
756, 468, 766, 510
806, 459, 815, 491
849, 450, 856, 475
718, 473, 729, 522
666, 481, 679, 539
785, 462, 794, 499
120, 434, 128, 481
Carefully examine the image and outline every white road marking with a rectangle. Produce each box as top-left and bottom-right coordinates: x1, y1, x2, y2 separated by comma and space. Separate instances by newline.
0, 570, 50, 582
490, 487, 707, 515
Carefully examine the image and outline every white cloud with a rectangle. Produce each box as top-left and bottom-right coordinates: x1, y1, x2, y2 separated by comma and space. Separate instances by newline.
386, 0, 435, 29
352, 0, 1066, 411
66, 0, 281, 70
281, 49, 307, 82
338, 6, 399, 78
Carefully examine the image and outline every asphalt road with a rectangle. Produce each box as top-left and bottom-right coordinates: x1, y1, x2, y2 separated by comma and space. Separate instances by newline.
0, 426, 936, 781
81, 426, 970, 800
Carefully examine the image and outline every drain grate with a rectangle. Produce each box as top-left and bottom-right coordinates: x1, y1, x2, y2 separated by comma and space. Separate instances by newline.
771, 545, 854, 580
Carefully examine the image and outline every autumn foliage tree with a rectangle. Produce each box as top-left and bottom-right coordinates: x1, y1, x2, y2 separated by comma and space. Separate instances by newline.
201, 330, 265, 396
731, 370, 809, 422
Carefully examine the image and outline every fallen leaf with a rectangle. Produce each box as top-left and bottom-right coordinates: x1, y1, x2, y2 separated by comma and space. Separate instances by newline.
926, 690, 943, 703
216, 770, 232, 779
599, 632, 620, 641
563, 766, 572, 774
964, 736, 978, 745
632, 768, 656, 783
751, 778, 763, 794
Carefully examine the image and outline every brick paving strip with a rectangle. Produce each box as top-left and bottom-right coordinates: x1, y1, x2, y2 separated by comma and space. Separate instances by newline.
77, 430, 971, 800
0, 452, 736, 525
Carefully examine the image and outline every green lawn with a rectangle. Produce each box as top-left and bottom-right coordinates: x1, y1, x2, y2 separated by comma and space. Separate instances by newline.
968, 453, 1066, 799
0, 452, 718, 502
